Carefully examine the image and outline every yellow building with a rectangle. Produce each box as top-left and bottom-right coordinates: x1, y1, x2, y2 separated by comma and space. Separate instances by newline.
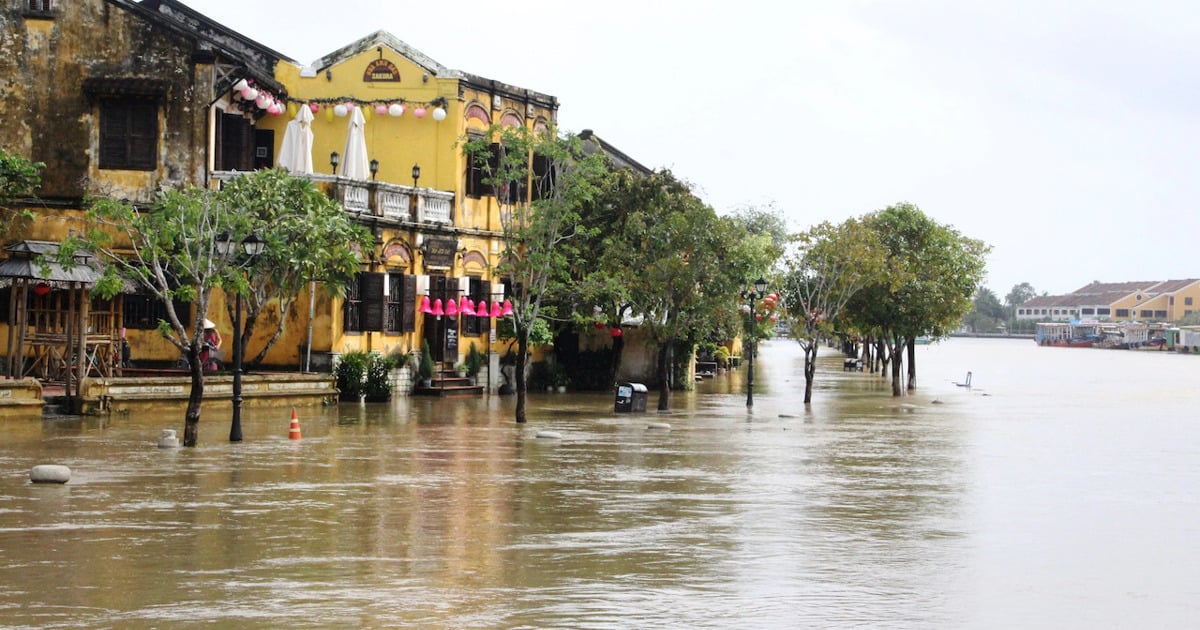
1, 1, 560, 394
241, 31, 560, 389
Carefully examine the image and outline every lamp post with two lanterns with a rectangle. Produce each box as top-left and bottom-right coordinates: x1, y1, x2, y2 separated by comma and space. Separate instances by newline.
742, 276, 768, 409
216, 231, 266, 442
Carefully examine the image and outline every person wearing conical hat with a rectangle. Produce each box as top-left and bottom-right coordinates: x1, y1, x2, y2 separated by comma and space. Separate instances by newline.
200, 319, 222, 371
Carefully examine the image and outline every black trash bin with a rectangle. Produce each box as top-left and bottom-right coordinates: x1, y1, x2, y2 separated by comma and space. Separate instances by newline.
615, 382, 648, 413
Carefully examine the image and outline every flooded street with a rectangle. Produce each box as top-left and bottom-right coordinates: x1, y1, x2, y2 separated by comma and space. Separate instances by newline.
2, 338, 1199, 628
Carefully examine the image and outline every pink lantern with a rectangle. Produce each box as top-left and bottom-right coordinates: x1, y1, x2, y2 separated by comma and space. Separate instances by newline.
476, 301, 490, 318
446, 299, 458, 317
241, 87, 257, 101
419, 295, 432, 314
501, 300, 513, 317
458, 296, 470, 315
432, 299, 444, 317
465, 298, 475, 315
308, 102, 319, 114
413, 107, 426, 118
490, 302, 502, 318
375, 103, 388, 115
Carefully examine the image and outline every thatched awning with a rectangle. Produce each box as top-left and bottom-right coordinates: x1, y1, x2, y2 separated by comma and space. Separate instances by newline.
0, 241, 102, 284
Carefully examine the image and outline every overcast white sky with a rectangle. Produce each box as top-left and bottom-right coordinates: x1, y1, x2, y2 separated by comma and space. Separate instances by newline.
186, 0, 1200, 297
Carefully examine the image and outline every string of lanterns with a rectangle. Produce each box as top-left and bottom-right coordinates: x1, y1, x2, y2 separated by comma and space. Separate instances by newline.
419, 295, 513, 319
230, 78, 449, 121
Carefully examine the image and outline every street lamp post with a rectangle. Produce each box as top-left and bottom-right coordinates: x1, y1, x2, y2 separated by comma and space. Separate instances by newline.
743, 276, 768, 408
217, 232, 266, 442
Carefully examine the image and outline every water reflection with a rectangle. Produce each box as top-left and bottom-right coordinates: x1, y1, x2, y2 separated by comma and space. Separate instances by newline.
2, 339, 1199, 627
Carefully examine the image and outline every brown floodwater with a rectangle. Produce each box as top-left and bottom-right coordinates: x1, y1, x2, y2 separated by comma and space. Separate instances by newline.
1, 338, 1198, 628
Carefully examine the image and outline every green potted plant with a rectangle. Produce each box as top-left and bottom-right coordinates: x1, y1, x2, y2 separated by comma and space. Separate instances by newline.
464, 343, 484, 384
363, 353, 394, 402
417, 338, 435, 388
334, 351, 368, 402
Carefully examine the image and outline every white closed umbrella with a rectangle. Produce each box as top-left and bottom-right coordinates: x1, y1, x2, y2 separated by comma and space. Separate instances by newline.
276, 106, 314, 174
340, 106, 369, 179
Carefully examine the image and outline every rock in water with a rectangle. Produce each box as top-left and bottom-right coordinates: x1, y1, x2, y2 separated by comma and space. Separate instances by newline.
30, 464, 71, 484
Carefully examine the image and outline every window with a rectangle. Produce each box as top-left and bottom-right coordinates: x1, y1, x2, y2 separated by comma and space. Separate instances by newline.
1115, 309, 1129, 317
28, 0, 51, 11
384, 273, 416, 334
1097, 308, 1110, 315
466, 141, 499, 198
1154, 310, 1167, 319
1187, 297, 1194, 306
100, 98, 157, 170
344, 278, 362, 332
123, 290, 190, 330
348, 272, 414, 334
0, 287, 9, 323
531, 153, 556, 201
464, 278, 491, 336
1081, 308, 1095, 315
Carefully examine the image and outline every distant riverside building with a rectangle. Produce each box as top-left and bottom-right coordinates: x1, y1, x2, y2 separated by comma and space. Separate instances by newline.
1016, 280, 1200, 323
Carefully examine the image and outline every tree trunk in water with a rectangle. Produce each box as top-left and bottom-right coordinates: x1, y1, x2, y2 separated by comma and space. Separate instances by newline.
877, 339, 889, 376
609, 334, 624, 389
183, 349, 204, 447
514, 337, 529, 423
890, 336, 904, 396
803, 342, 818, 404
906, 337, 917, 391
655, 342, 671, 411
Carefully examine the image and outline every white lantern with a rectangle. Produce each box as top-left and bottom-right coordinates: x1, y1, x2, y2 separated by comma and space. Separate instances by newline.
233, 78, 249, 93
241, 87, 257, 101
388, 103, 404, 117
432, 106, 446, 121
334, 103, 349, 117
256, 94, 270, 109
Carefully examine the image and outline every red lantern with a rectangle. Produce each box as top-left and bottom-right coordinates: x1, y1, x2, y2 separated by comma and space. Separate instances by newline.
610, 327, 623, 338
594, 321, 606, 329
33, 282, 51, 296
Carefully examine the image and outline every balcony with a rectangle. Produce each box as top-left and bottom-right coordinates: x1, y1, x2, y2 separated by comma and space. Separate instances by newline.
210, 171, 455, 226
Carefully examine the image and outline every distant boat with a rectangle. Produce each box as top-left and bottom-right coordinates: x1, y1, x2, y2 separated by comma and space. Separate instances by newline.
1035, 321, 1100, 347
914, 336, 933, 345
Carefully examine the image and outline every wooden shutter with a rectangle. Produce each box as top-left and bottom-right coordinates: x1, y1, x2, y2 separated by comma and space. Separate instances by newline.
360, 272, 386, 332
402, 274, 416, 332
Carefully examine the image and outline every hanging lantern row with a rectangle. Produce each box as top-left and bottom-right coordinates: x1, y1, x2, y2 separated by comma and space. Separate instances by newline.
291, 96, 448, 122
419, 295, 513, 318
231, 79, 450, 121
232, 78, 287, 116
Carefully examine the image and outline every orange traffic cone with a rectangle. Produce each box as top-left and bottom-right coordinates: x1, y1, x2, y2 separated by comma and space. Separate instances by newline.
288, 409, 302, 440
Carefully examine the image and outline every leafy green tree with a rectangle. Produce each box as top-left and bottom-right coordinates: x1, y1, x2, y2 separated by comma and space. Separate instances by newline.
462, 125, 609, 422
602, 171, 752, 410
215, 169, 372, 365
846, 203, 989, 395
0, 149, 43, 248
66, 188, 257, 446
782, 218, 885, 403
1004, 282, 1037, 318
964, 287, 1005, 332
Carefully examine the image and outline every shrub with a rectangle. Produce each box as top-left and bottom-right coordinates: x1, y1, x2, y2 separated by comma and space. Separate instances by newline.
418, 338, 435, 381
363, 353, 394, 402
464, 343, 484, 376
714, 346, 730, 368
334, 351, 369, 401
